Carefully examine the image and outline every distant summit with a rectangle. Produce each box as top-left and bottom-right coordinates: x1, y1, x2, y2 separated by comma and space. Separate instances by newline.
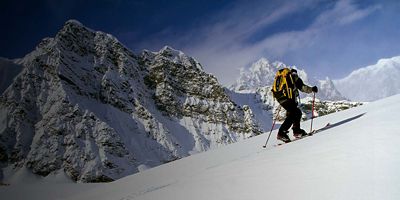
230, 58, 283, 92
334, 56, 400, 102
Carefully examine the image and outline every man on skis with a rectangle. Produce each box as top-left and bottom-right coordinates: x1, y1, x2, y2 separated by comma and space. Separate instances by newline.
271, 68, 318, 143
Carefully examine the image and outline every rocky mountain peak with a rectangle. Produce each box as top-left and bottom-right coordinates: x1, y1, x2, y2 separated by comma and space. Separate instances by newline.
251, 58, 271, 70
230, 58, 286, 92
0, 20, 262, 183
65, 19, 84, 27
142, 46, 204, 71
56, 19, 94, 42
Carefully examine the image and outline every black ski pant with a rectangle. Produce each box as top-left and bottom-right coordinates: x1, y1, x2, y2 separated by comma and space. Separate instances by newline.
278, 100, 302, 134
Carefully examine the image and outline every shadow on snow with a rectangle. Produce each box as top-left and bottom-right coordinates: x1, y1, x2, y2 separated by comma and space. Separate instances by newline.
315, 112, 366, 133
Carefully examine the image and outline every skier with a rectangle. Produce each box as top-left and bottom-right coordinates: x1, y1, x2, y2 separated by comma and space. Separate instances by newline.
271, 68, 318, 143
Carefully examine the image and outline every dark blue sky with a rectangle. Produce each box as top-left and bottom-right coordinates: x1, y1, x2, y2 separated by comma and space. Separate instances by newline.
0, 0, 231, 57
1, 0, 400, 85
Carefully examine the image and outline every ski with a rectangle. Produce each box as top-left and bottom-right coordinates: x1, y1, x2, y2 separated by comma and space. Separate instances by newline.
275, 134, 311, 146
274, 123, 331, 146
312, 122, 331, 134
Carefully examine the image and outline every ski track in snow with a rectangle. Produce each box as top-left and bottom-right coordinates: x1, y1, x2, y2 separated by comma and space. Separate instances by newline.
118, 181, 178, 200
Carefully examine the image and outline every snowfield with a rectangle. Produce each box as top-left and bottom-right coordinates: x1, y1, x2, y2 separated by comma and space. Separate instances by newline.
2, 94, 400, 200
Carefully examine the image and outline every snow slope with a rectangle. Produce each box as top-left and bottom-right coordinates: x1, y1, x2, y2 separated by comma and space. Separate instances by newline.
334, 56, 400, 102
3, 94, 399, 200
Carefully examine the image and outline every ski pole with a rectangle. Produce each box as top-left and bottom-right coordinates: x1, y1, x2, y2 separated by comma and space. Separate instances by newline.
310, 92, 316, 133
263, 106, 281, 148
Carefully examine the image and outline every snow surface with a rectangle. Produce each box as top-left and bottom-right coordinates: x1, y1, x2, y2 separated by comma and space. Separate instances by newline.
2, 94, 400, 200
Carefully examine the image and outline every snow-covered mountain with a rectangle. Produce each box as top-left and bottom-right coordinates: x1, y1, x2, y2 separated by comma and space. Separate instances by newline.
230, 58, 280, 92
230, 58, 347, 101
0, 58, 23, 93
0, 20, 264, 182
3, 94, 400, 200
318, 77, 347, 101
334, 56, 400, 102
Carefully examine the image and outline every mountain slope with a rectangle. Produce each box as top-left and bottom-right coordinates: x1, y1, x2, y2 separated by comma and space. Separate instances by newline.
334, 56, 400, 101
0, 20, 262, 182
3, 94, 397, 199
58, 94, 400, 200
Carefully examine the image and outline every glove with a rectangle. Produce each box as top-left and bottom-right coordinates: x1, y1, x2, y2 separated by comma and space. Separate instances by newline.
312, 86, 318, 93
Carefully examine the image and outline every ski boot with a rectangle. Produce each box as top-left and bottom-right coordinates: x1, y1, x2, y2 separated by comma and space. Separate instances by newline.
293, 129, 308, 139
277, 130, 291, 143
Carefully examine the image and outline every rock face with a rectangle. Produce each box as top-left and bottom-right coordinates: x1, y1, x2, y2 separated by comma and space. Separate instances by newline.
318, 77, 347, 101
0, 58, 23, 94
0, 20, 261, 182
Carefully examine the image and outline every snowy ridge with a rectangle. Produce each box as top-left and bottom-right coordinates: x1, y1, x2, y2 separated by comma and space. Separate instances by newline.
145, 46, 204, 71
230, 58, 281, 92
0, 20, 263, 182
334, 56, 400, 101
